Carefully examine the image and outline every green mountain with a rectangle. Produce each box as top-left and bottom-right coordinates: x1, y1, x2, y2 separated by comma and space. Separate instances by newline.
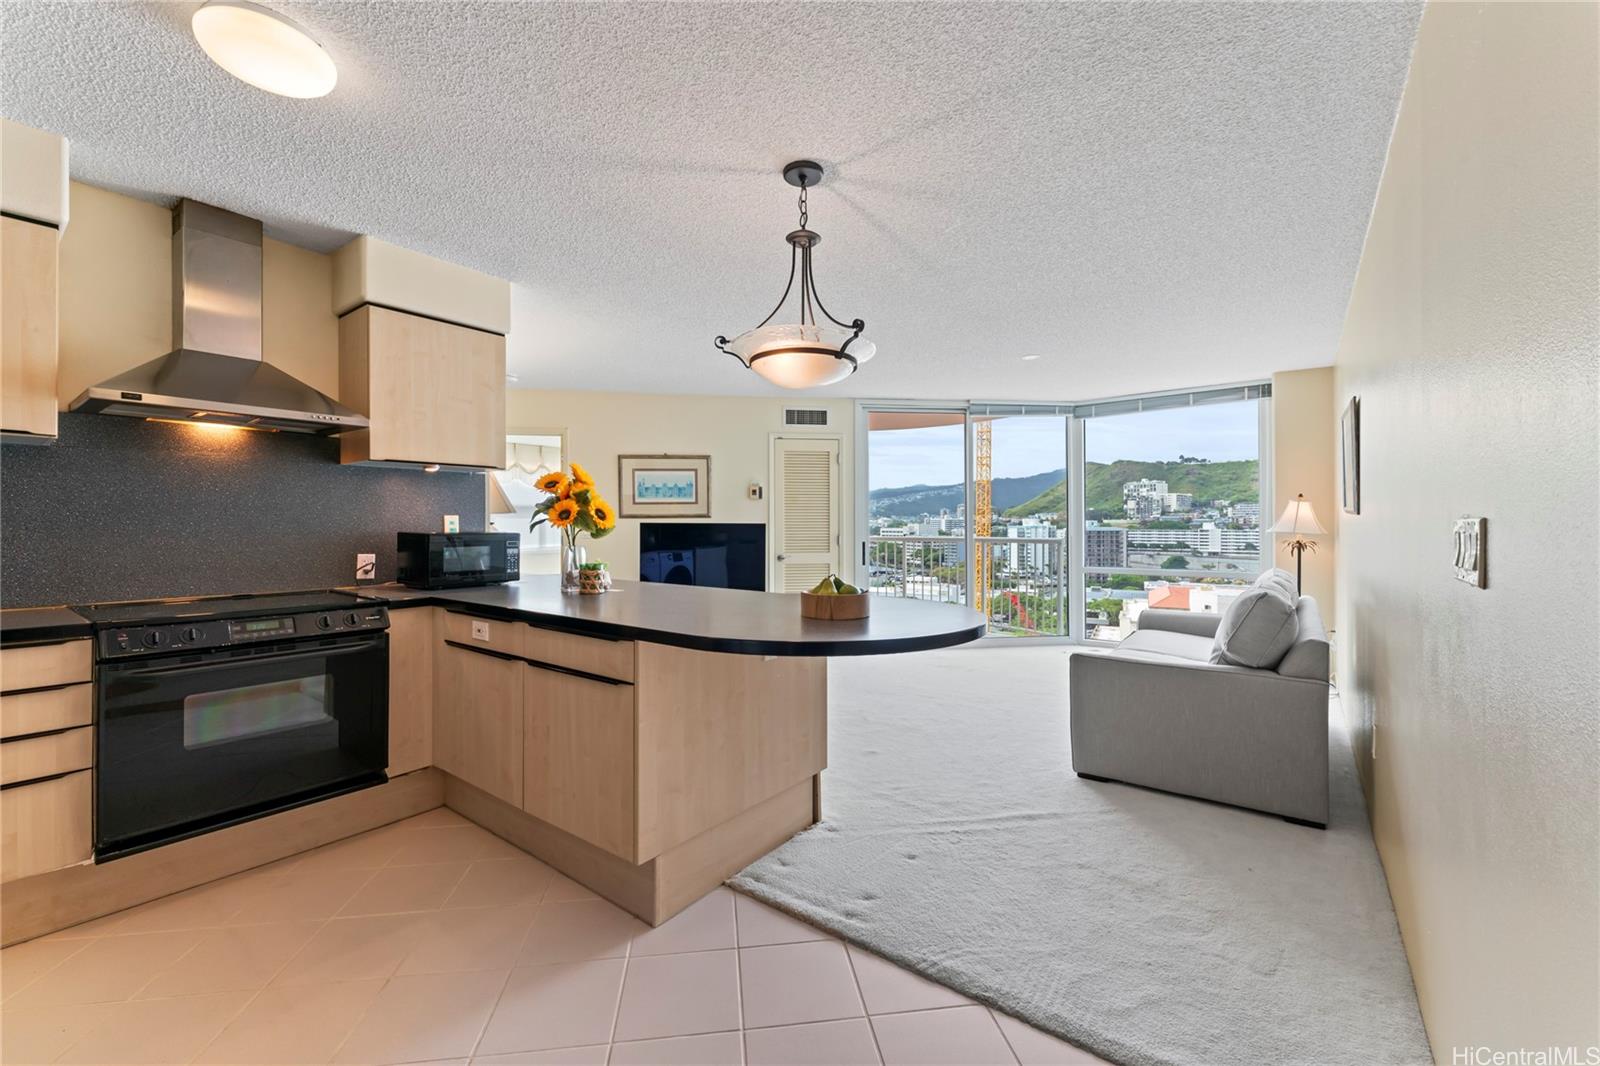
870, 469, 1065, 518
1003, 459, 1259, 518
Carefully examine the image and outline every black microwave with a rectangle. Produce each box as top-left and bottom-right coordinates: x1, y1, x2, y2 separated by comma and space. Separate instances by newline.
397, 532, 521, 589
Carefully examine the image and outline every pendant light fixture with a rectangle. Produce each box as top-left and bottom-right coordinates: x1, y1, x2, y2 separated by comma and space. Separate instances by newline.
716, 161, 874, 389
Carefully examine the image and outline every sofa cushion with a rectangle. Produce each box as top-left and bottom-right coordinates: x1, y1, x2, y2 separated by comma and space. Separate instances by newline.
1119, 629, 1214, 662
1209, 583, 1299, 669
1254, 568, 1299, 601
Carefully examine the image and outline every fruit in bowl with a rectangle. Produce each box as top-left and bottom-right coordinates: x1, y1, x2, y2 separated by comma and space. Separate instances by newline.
800, 574, 869, 619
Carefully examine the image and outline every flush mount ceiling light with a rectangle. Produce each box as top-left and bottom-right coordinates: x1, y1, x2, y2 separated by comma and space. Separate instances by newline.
191, 1, 338, 99
716, 161, 874, 390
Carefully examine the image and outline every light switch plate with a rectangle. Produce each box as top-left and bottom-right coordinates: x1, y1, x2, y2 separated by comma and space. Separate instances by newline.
471, 620, 490, 641
1453, 516, 1487, 588
355, 553, 376, 582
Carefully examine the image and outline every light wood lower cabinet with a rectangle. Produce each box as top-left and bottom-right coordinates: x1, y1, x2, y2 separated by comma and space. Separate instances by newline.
434, 640, 523, 806
522, 663, 636, 861
1, 726, 92, 786
1, 682, 91, 739
1, 769, 91, 883
387, 608, 435, 775
0, 639, 91, 694
0, 215, 60, 440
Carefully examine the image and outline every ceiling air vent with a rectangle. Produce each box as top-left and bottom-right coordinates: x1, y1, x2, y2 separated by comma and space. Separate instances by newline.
784, 407, 830, 428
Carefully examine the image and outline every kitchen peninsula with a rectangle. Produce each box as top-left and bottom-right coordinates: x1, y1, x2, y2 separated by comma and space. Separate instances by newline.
0, 579, 983, 941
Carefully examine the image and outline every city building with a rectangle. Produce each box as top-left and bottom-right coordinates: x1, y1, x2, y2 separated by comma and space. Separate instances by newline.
1085, 523, 1129, 568
1123, 478, 1168, 520
1161, 492, 1194, 513
1125, 523, 1261, 556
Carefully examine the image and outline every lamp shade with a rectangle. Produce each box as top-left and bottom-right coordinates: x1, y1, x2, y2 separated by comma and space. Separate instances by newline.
1271, 494, 1326, 536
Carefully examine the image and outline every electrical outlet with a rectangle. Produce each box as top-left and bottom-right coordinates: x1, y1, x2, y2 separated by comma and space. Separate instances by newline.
443, 514, 461, 534
355, 553, 376, 581
471, 620, 490, 642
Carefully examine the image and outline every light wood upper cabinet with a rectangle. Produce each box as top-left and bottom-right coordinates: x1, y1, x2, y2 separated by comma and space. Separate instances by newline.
386, 608, 435, 776
338, 304, 505, 469
434, 639, 523, 806
522, 663, 636, 861
0, 216, 60, 440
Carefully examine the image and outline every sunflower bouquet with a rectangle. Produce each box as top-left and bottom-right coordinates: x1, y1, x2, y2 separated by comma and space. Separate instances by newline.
530, 462, 617, 591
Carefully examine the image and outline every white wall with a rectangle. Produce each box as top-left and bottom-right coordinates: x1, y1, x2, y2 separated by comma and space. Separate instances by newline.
1332, 1, 1598, 1054
504, 390, 855, 585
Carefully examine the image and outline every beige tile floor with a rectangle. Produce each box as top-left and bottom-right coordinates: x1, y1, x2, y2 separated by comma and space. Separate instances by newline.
0, 810, 1109, 1065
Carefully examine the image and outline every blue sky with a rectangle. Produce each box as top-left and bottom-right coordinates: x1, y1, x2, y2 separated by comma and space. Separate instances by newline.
869, 402, 1259, 489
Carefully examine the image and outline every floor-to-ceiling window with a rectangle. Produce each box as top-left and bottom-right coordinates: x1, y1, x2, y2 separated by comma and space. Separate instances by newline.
971, 406, 1071, 637
858, 385, 1268, 641
863, 409, 969, 606
1075, 386, 1269, 642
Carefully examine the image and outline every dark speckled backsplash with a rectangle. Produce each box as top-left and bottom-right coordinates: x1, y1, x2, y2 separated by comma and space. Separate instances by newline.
1, 413, 486, 608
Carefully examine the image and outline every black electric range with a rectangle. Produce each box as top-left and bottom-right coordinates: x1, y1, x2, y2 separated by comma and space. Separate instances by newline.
74, 591, 391, 860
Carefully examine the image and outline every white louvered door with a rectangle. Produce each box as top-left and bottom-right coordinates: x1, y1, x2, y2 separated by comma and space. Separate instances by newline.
772, 437, 841, 592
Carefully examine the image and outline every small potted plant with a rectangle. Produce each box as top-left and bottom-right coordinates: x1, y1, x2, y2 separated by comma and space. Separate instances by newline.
530, 462, 617, 593
577, 561, 612, 595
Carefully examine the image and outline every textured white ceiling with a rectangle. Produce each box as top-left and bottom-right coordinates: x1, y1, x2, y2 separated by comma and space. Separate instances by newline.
2, 1, 1420, 401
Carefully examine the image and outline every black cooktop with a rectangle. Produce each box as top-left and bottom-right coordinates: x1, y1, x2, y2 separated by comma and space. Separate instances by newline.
73, 590, 373, 627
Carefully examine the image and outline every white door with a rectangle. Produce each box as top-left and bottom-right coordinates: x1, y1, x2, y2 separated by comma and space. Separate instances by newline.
772, 436, 841, 592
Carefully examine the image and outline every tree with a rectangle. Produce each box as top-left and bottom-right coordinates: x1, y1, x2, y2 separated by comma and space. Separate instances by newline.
1087, 597, 1123, 626
1162, 555, 1190, 570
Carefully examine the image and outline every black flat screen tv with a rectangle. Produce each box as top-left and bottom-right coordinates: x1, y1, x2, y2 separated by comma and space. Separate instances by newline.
639, 523, 766, 592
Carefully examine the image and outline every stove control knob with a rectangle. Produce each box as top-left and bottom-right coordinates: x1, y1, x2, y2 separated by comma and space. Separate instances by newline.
345, 612, 361, 626
143, 630, 167, 648
181, 626, 203, 643
317, 614, 335, 630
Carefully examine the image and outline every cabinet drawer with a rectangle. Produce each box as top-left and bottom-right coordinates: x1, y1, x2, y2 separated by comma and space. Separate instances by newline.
1, 726, 93, 786
1, 682, 91, 739
441, 611, 520, 656
1, 768, 91, 883
523, 626, 634, 683
522, 660, 636, 861
0, 640, 91, 694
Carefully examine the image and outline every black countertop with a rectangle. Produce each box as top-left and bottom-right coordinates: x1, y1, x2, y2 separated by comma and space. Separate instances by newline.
0, 606, 93, 646
364, 579, 987, 657
1, 580, 987, 657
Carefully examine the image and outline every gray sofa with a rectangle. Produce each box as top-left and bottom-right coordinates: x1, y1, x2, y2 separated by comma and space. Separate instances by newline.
1069, 570, 1332, 827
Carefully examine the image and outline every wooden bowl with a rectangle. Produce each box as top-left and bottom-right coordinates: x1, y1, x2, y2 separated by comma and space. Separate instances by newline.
800, 591, 870, 620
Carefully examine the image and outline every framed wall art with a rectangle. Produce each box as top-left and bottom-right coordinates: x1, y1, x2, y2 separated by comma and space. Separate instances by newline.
618, 455, 711, 518
1341, 397, 1361, 515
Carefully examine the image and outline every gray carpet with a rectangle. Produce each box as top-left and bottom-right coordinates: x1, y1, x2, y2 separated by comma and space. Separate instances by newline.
730, 646, 1431, 1066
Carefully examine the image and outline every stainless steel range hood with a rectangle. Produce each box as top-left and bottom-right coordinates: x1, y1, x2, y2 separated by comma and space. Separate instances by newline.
70, 199, 368, 435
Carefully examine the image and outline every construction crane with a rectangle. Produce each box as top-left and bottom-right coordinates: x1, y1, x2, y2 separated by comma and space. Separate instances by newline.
974, 419, 993, 623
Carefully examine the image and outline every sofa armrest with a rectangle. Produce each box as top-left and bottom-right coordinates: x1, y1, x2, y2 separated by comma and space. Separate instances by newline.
1136, 608, 1221, 639
1068, 649, 1331, 823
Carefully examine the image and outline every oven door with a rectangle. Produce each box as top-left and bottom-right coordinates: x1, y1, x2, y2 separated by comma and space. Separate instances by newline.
95, 632, 389, 860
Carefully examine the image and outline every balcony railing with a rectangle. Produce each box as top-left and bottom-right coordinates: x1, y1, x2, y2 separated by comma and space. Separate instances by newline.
866, 535, 1068, 637
866, 536, 1261, 639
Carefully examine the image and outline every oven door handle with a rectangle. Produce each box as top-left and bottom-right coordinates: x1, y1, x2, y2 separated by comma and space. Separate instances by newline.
101, 636, 385, 678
